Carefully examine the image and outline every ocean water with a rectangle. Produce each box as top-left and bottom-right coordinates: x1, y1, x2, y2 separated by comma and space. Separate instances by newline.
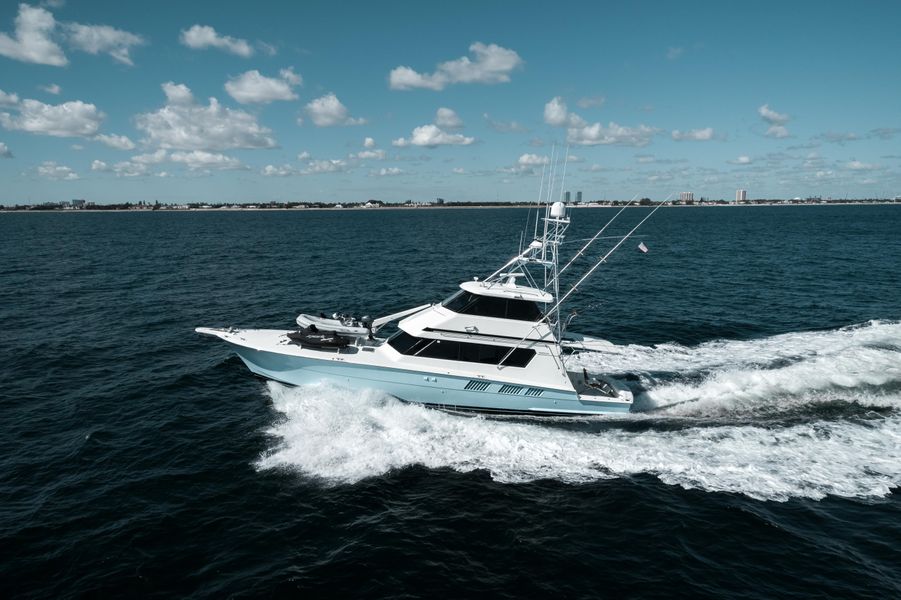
1, 205, 900, 598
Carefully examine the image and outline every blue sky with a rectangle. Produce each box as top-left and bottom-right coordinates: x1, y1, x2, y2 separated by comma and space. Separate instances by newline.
1, 0, 899, 204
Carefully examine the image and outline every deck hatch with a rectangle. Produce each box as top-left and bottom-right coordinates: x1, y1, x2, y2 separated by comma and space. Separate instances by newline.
464, 380, 491, 392
499, 384, 523, 395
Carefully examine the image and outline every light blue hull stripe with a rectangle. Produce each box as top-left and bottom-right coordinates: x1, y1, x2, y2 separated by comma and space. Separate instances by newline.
232, 346, 630, 415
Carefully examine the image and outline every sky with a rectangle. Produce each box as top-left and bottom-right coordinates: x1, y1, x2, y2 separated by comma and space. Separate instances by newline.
1, 0, 900, 205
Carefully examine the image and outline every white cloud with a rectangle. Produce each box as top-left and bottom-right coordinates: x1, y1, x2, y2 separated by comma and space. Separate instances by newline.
302, 159, 347, 174
452, 167, 465, 174
847, 160, 877, 170
169, 150, 242, 170
135, 82, 277, 150
161, 82, 193, 105
392, 124, 475, 147
435, 107, 463, 129
577, 95, 605, 109
389, 42, 523, 91
666, 46, 684, 60
180, 25, 253, 57
671, 127, 714, 141
225, 68, 301, 104
518, 153, 549, 166
758, 104, 789, 125
261, 164, 296, 177
546, 97, 657, 146
111, 160, 148, 177
297, 150, 310, 160
759, 104, 791, 138
373, 167, 403, 176
0, 4, 67, 66
568, 121, 657, 147
363, 137, 375, 148
131, 149, 168, 164
729, 155, 753, 165
304, 93, 365, 127
0, 89, 19, 105
0, 141, 11, 158
352, 149, 386, 160
37, 160, 77, 179
543, 96, 570, 126
95, 133, 135, 150
40, 83, 60, 95
64, 22, 145, 65
0, 98, 104, 137
90, 159, 107, 171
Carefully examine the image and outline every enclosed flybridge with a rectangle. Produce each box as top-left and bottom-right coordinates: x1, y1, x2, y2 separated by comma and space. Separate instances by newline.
198, 193, 668, 416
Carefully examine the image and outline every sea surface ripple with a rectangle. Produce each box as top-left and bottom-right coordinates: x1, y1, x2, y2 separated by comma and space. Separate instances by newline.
1, 206, 900, 598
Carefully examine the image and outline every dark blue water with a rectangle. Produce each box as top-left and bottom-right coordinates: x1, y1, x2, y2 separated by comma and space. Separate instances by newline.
2, 206, 900, 598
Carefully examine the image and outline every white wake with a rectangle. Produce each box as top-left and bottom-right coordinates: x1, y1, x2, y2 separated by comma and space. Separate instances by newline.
255, 321, 901, 501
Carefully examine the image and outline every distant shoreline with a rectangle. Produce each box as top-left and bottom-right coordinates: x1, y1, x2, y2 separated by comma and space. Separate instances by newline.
2, 201, 900, 213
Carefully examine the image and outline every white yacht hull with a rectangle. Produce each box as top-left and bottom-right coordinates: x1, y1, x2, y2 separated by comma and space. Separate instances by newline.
197, 328, 633, 416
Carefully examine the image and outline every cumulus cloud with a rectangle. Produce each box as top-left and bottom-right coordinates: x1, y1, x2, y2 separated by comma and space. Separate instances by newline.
37, 160, 77, 180
0, 98, 104, 137
90, 159, 107, 171
569, 122, 657, 146
389, 42, 523, 91
392, 124, 475, 147
169, 150, 242, 171
297, 150, 310, 160
180, 24, 253, 57
363, 137, 375, 148
435, 107, 463, 129
373, 167, 403, 176
261, 164, 296, 177
64, 22, 145, 65
666, 46, 684, 60
759, 104, 790, 138
302, 159, 347, 174
543, 96, 571, 126
452, 167, 465, 174
40, 83, 60, 95
544, 96, 657, 147
0, 141, 11, 157
0, 89, 19, 105
517, 153, 549, 166
0, 4, 67, 66
352, 149, 386, 160
135, 82, 277, 150
729, 155, 753, 165
671, 127, 714, 141
225, 68, 301, 104
304, 93, 365, 127
95, 133, 135, 150
846, 160, 877, 170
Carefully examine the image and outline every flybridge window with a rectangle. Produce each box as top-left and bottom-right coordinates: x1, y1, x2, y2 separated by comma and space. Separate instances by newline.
387, 331, 536, 368
442, 291, 544, 321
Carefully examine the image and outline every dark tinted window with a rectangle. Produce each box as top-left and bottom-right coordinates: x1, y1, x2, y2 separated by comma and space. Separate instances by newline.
442, 291, 544, 321
387, 331, 535, 368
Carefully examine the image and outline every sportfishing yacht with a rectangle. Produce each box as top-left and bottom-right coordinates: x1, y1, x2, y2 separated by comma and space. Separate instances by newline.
197, 198, 664, 416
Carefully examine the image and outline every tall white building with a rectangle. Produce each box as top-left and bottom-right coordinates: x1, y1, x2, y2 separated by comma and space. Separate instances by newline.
680, 192, 694, 202
736, 189, 747, 202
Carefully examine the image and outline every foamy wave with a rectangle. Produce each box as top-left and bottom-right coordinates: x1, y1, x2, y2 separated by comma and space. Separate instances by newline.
255, 322, 901, 500
257, 382, 901, 501
571, 320, 901, 415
